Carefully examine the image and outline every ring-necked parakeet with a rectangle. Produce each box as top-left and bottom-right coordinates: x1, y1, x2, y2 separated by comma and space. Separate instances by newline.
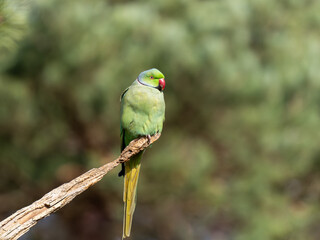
119, 68, 166, 239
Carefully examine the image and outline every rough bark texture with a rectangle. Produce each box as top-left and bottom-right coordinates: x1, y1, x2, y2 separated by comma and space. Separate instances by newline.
0, 134, 160, 240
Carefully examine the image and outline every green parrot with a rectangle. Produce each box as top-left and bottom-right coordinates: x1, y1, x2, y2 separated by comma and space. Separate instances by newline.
119, 68, 166, 239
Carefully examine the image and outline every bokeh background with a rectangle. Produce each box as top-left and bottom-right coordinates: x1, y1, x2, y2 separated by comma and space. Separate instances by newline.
1, 0, 320, 239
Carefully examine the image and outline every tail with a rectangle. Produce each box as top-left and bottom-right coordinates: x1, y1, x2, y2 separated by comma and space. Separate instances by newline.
122, 151, 143, 239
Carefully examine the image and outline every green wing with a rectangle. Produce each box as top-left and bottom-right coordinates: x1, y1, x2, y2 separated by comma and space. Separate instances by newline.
118, 87, 130, 177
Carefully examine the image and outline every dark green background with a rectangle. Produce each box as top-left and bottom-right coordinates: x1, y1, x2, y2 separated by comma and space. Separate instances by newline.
1, 0, 320, 239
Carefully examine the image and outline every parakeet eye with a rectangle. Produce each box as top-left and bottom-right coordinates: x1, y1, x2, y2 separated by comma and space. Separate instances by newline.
150, 76, 154, 79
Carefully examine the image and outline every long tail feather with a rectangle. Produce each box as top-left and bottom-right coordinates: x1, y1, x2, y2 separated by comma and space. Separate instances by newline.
122, 151, 143, 239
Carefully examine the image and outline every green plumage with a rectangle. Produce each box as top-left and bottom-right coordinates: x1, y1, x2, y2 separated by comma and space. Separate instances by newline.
120, 69, 165, 239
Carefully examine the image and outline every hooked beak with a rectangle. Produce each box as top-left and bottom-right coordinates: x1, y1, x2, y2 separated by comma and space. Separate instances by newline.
158, 78, 165, 91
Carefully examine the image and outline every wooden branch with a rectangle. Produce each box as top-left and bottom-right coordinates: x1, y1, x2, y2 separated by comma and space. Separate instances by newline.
0, 134, 161, 240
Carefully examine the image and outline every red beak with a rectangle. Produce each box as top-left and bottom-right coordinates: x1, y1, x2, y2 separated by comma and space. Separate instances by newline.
159, 78, 165, 91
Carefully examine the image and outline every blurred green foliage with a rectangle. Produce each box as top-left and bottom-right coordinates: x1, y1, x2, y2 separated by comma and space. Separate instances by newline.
1, 0, 320, 239
0, 0, 29, 61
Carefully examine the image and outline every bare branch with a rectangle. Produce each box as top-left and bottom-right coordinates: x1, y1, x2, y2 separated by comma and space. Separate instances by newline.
0, 134, 161, 240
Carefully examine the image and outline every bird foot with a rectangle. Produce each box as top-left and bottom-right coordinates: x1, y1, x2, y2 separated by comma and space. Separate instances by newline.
146, 135, 151, 144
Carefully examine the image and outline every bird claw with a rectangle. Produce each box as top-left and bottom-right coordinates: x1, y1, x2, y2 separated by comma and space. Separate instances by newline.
146, 135, 151, 144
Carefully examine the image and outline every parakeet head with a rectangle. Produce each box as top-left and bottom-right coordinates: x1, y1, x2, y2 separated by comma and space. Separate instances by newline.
138, 68, 165, 91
